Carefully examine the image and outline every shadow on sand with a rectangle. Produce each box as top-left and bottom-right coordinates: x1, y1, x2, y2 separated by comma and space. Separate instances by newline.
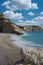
14, 60, 25, 65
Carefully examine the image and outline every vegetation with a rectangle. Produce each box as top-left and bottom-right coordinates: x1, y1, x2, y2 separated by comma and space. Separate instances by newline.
18, 26, 24, 29
20, 25, 43, 31
0, 23, 3, 32
0, 12, 23, 34
0, 13, 10, 21
0, 12, 3, 18
0, 12, 43, 33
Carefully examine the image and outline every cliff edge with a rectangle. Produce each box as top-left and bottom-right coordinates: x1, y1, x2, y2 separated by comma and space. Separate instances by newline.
0, 13, 23, 35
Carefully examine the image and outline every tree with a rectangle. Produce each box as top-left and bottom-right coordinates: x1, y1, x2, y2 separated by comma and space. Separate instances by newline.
0, 12, 4, 19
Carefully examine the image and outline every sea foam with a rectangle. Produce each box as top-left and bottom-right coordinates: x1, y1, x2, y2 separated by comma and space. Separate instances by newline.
10, 34, 42, 48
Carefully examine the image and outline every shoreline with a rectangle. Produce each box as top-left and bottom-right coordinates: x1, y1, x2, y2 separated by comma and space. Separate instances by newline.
0, 33, 43, 65
10, 33, 43, 48
0, 33, 22, 65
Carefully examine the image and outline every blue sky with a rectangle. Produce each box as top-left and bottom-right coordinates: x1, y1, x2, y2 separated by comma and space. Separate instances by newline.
0, 0, 43, 27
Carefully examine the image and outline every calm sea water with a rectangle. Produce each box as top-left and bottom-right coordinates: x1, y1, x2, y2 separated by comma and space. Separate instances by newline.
11, 31, 43, 48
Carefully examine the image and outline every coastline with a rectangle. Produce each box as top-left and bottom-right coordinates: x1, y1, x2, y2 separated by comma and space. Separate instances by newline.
10, 32, 43, 48
0, 33, 43, 65
0, 33, 22, 65
10, 33, 43, 65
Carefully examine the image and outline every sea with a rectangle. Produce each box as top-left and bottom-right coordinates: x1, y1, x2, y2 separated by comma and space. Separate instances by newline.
11, 31, 43, 48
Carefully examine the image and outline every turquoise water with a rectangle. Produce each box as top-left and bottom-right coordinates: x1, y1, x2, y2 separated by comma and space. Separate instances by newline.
11, 31, 43, 48
22, 31, 43, 47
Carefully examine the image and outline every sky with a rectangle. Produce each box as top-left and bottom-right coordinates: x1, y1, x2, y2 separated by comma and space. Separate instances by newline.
0, 0, 43, 27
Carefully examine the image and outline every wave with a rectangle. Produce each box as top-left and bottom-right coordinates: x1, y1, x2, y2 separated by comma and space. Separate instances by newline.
21, 32, 31, 37
10, 35, 42, 48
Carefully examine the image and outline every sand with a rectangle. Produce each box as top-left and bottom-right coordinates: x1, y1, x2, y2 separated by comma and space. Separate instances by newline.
0, 33, 22, 65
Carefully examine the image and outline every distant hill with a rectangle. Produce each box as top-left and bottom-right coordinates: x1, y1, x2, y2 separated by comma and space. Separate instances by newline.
0, 13, 43, 34
18, 25, 43, 31
0, 13, 23, 35
23, 25, 43, 31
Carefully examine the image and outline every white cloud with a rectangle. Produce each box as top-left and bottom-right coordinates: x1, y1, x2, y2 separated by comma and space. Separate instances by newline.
2, 1, 10, 6
16, 16, 43, 26
31, 16, 43, 25
3, 10, 23, 20
40, 12, 43, 15
2, 0, 38, 10
16, 20, 36, 26
31, 3, 38, 9
16, 20, 30, 26
33, 16, 43, 21
28, 12, 34, 16
3, 10, 43, 27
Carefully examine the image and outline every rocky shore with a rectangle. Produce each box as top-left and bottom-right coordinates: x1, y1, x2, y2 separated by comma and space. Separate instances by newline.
0, 33, 43, 65
21, 47, 43, 65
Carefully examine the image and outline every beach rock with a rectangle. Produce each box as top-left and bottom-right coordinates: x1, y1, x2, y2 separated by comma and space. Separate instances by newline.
20, 47, 43, 65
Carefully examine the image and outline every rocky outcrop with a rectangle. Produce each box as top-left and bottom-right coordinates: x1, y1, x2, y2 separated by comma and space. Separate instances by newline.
20, 47, 43, 65
24, 25, 43, 31
0, 13, 23, 35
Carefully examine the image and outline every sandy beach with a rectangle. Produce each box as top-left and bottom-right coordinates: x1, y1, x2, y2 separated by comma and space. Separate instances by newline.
0, 33, 22, 65
0, 33, 43, 65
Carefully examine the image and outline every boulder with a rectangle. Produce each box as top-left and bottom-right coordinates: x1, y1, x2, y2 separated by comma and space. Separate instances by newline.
20, 47, 43, 65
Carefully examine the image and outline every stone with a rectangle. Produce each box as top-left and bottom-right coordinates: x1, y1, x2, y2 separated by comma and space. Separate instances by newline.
20, 47, 43, 65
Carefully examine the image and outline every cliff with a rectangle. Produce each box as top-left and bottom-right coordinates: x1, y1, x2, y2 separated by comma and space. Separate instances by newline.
0, 13, 43, 33
0, 13, 23, 35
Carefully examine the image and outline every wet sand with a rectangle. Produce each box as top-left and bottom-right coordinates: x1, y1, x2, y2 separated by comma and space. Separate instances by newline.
0, 33, 22, 65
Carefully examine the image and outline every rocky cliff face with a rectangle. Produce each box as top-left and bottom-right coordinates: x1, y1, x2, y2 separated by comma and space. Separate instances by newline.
0, 13, 23, 35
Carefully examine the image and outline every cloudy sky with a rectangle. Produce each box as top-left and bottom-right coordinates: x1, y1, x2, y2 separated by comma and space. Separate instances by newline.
0, 0, 43, 27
